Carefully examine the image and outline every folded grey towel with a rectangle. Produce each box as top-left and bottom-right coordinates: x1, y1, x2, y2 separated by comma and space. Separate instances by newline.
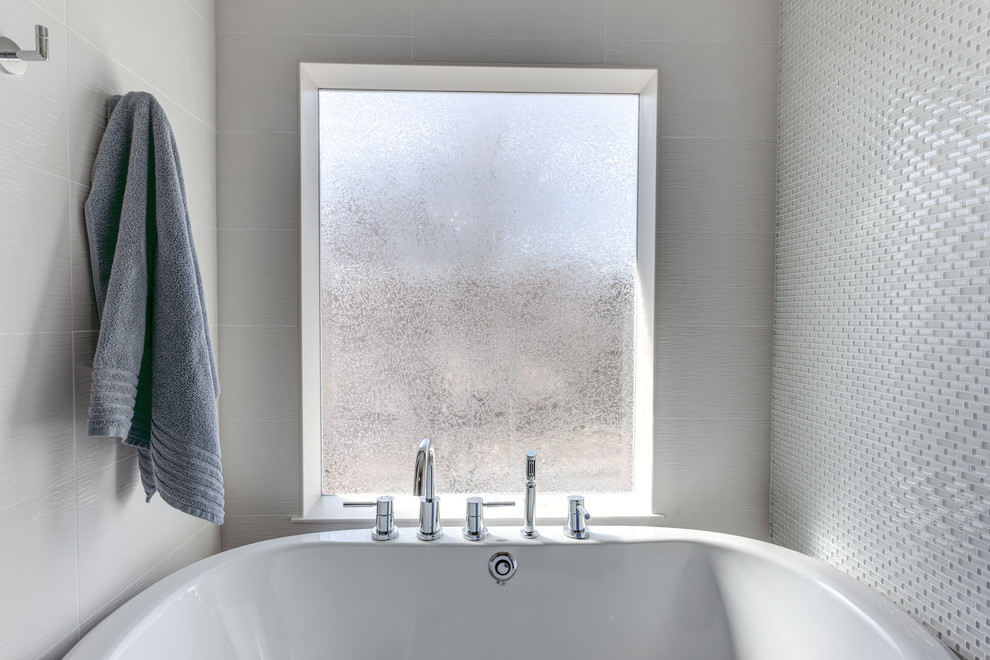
85, 92, 223, 525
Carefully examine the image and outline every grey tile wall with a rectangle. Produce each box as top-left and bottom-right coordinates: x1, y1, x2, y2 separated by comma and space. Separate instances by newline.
0, 0, 220, 656
215, 0, 779, 548
773, 1, 990, 658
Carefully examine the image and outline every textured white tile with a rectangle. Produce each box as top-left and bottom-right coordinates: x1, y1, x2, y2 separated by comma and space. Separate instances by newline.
217, 0, 409, 35
413, 37, 605, 65
0, 332, 74, 505
606, 40, 779, 138
0, 483, 79, 660
217, 32, 412, 133
659, 138, 777, 234
774, 1, 990, 655
413, 0, 606, 40
0, 10, 68, 180
76, 459, 212, 619
658, 230, 774, 327
79, 524, 219, 636
0, 170, 71, 333
66, 34, 217, 227
217, 131, 299, 230
66, 0, 215, 127
221, 420, 300, 515
655, 326, 771, 419
218, 325, 300, 421
218, 229, 299, 326
653, 418, 770, 512
606, 0, 780, 43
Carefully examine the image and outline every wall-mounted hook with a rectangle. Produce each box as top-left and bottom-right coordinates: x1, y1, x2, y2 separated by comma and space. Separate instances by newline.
1, 25, 49, 76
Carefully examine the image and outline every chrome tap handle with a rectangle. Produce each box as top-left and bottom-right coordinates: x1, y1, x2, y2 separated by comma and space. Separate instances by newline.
563, 495, 591, 539
521, 450, 539, 538
463, 497, 517, 541
343, 496, 398, 540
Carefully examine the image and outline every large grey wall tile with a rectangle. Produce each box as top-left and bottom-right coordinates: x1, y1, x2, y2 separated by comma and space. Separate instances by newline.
221, 420, 300, 515
182, 0, 214, 29
659, 509, 769, 541
0, 170, 70, 333
39, 630, 81, 660
659, 138, 777, 234
219, 229, 299, 326
76, 460, 211, 619
214, 0, 779, 548
217, 32, 412, 133
0, 332, 74, 506
191, 222, 219, 324
0, 8, 67, 179
70, 183, 98, 332
66, 34, 218, 226
66, 0, 215, 126
79, 524, 219, 636
413, 0, 605, 40
221, 514, 316, 551
607, 40, 779, 138
413, 37, 605, 65
656, 326, 771, 419
607, 0, 780, 43
218, 0, 410, 35
658, 230, 774, 327
33, 0, 65, 21
217, 131, 299, 230
654, 418, 770, 512
218, 325, 300, 421
0, 483, 78, 660
0, 0, 218, 654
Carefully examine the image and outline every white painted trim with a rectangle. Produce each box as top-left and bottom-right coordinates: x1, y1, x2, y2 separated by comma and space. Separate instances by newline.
299, 62, 659, 520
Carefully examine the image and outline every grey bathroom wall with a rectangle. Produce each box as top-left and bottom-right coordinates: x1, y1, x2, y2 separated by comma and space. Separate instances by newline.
773, 1, 989, 658
0, 1, 219, 656
215, 0, 780, 548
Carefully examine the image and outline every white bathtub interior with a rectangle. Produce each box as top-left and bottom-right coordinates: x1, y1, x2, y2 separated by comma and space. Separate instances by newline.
66, 526, 953, 660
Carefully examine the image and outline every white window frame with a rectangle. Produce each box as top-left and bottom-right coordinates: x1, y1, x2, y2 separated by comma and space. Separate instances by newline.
297, 62, 658, 524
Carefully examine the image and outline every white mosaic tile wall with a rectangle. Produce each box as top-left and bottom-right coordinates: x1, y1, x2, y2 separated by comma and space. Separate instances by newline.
772, 1, 990, 658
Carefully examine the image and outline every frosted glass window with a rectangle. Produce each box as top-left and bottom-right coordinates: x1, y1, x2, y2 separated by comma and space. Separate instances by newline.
319, 90, 639, 495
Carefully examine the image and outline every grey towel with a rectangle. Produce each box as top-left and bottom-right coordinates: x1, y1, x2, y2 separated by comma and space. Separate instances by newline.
85, 92, 223, 525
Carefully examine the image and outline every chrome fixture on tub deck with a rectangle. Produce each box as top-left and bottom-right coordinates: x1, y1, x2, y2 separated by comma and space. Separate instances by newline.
413, 438, 442, 540
462, 497, 515, 541
521, 450, 539, 538
343, 495, 397, 541
564, 495, 591, 539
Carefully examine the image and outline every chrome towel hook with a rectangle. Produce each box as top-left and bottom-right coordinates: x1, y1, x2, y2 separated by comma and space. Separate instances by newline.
1, 25, 49, 76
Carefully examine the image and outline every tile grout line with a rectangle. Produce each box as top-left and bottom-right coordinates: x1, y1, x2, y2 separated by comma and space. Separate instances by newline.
63, 18, 84, 641
66, 26, 217, 135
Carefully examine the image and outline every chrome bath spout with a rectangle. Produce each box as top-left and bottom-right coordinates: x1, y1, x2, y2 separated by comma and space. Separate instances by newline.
413, 438, 442, 540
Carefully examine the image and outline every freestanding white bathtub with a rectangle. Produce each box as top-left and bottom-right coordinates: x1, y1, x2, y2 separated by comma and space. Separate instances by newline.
65, 526, 954, 660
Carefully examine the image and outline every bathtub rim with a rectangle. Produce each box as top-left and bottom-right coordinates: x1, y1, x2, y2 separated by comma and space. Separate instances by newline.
65, 525, 954, 660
